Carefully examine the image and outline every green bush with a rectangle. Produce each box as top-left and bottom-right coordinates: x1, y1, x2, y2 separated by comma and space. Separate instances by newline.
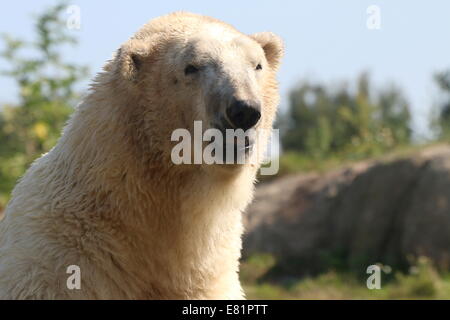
0, 2, 87, 209
278, 73, 411, 160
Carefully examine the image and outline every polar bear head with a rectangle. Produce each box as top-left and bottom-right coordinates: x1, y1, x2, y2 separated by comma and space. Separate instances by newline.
112, 12, 283, 172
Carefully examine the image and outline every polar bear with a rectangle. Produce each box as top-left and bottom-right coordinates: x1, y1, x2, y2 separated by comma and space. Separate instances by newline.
0, 12, 283, 299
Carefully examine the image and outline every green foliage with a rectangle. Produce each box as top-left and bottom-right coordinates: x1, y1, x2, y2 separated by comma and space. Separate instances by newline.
0, 2, 88, 208
272, 142, 440, 179
242, 255, 450, 300
388, 257, 439, 299
433, 71, 450, 138
279, 73, 412, 159
240, 253, 276, 284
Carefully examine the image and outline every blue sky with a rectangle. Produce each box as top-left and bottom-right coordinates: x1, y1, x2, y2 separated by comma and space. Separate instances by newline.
1, 0, 450, 138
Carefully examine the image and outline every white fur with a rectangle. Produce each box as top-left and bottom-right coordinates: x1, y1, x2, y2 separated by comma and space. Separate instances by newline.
0, 12, 283, 299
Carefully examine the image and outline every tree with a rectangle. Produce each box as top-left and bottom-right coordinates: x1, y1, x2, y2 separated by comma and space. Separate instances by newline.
433, 70, 450, 138
0, 2, 88, 207
279, 73, 411, 158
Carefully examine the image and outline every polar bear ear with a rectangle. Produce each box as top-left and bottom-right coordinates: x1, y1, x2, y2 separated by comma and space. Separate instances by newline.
117, 39, 155, 82
250, 32, 284, 70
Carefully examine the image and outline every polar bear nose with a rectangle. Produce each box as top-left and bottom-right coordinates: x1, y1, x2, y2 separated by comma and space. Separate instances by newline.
226, 99, 261, 131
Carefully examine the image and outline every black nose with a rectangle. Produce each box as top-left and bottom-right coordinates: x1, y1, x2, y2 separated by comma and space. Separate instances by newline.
225, 99, 261, 131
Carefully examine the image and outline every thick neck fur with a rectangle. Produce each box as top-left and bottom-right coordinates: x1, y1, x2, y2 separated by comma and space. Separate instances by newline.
39, 74, 255, 299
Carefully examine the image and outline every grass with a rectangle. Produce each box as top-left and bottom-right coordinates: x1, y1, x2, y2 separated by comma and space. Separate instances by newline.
269, 141, 447, 179
241, 254, 450, 300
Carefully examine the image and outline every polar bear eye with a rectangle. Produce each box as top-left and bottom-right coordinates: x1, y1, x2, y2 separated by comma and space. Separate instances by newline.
255, 63, 262, 71
184, 64, 199, 75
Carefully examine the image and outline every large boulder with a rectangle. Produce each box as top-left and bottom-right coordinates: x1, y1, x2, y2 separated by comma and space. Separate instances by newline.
243, 145, 450, 278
